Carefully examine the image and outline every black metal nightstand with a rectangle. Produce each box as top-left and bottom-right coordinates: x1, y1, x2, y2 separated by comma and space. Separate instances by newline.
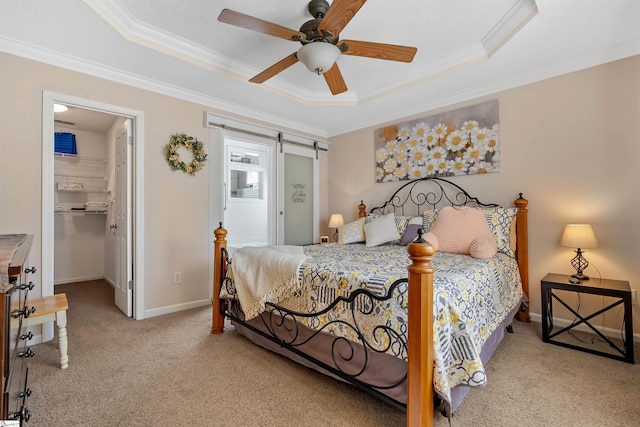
541, 273, 634, 364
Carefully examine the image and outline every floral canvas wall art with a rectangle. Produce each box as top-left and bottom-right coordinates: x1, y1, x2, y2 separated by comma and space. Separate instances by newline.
374, 100, 499, 182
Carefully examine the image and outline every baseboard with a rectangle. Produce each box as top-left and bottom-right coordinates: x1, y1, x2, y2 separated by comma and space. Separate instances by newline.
54, 275, 104, 285
103, 276, 116, 287
143, 299, 210, 319
528, 312, 640, 340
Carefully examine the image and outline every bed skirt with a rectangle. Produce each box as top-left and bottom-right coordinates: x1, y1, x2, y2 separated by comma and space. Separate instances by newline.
228, 300, 520, 413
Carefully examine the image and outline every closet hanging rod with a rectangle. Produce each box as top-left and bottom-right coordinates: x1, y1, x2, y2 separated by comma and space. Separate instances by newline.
208, 121, 328, 153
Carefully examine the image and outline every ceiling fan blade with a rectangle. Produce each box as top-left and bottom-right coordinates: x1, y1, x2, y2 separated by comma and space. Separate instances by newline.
318, 0, 367, 37
249, 53, 299, 84
323, 63, 348, 95
339, 39, 417, 62
218, 9, 305, 42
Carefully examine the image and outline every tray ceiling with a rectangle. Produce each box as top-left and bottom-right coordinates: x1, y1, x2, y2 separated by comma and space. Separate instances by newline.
2, 0, 640, 137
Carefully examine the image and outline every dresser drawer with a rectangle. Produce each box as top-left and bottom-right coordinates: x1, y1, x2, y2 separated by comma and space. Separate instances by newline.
5, 366, 32, 423
2, 235, 36, 423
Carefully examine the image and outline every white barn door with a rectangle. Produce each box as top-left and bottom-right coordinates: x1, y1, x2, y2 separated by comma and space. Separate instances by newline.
277, 144, 318, 245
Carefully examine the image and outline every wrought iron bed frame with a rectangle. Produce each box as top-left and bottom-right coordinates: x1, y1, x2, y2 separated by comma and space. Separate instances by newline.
211, 177, 530, 427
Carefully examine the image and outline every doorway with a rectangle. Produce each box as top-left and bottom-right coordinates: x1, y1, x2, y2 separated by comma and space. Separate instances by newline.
42, 91, 146, 336
213, 130, 319, 249
224, 138, 273, 248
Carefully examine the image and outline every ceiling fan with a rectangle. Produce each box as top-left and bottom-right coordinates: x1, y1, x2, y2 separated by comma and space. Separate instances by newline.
218, 0, 418, 95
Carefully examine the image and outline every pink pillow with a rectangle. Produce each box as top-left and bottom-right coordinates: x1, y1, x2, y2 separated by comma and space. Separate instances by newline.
469, 235, 498, 259
427, 206, 497, 258
423, 231, 440, 250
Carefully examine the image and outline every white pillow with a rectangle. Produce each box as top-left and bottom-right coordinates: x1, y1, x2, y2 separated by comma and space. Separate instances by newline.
364, 213, 401, 247
338, 217, 365, 244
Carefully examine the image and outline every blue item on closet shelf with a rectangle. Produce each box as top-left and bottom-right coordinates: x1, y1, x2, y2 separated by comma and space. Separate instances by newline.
54, 132, 77, 155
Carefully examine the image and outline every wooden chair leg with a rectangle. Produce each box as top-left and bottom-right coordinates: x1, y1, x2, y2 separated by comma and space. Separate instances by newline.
56, 310, 69, 369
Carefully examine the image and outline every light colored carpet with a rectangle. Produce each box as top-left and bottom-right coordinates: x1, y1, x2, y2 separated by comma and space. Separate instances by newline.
27, 280, 640, 426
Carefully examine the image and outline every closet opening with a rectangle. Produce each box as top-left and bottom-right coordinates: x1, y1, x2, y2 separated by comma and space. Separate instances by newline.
42, 91, 145, 340
53, 106, 133, 316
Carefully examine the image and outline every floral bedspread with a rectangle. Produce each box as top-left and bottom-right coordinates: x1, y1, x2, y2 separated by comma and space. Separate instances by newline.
221, 242, 523, 403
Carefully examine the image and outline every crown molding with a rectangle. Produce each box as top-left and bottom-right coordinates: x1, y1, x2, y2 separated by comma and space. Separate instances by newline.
326, 38, 640, 137
82, 0, 536, 107
0, 35, 329, 139
482, 0, 538, 57
83, 0, 358, 106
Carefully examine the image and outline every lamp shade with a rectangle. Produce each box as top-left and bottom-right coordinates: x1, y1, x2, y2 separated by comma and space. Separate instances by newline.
297, 42, 341, 75
328, 214, 344, 228
560, 224, 598, 249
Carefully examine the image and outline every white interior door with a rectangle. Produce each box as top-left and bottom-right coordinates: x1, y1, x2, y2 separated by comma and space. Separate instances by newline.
277, 145, 319, 245
114, 119, 132, 316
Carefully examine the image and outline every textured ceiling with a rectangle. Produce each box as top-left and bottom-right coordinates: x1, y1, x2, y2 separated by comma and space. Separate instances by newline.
2, 0, 640, 138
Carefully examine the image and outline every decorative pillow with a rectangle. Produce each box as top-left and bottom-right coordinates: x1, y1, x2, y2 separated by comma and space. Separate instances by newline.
426, 206, 496, 258
469, 235, 498, 259
338, 217, 365, 244
399, 223, 423, 246
365, 213, 381, 223
364, 213, 401, 247
408, 216, 423, 225
365, 214, 420, 244
479, 207, 518, 257
422, 209, 439, 232
423, 231, 439, 249
394, 216, 412, 237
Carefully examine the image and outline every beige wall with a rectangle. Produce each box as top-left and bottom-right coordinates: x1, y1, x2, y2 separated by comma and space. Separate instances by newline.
2, 50, 639, 334
0, 52, 328, 317
327, 55, 640, 335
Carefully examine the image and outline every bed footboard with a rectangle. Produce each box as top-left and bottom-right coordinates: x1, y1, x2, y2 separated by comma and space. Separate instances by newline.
211, 223, 436, 426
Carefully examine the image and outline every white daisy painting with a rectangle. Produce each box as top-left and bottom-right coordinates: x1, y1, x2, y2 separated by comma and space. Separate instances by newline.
374, 100, 499, 182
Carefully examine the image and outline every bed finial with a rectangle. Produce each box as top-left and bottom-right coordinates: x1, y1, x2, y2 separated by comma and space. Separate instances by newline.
358, 200, 367, 218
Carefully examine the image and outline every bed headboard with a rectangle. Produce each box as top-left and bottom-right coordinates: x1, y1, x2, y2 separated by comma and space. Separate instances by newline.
357, 176, 530, 323
365, 177, 498, 217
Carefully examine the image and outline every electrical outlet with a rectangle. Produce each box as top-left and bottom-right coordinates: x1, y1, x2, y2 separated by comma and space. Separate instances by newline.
173, 271, 182, 285
632, 289, 637, 306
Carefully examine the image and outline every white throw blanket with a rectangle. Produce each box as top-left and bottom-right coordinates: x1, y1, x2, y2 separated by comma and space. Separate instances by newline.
231, 245, 307, 320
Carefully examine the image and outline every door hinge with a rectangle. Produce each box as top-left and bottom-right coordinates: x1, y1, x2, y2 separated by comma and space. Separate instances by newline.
128, 280, 133, 289
127, 136, 133, 145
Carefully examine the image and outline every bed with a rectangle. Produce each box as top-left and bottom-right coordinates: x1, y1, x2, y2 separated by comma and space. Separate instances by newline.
211, 177, 530, 426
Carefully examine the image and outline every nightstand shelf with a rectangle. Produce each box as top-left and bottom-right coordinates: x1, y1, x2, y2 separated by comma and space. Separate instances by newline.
541, 273, 634, 364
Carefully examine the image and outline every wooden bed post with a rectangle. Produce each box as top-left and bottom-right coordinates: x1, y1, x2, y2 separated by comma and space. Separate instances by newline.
358, 200, 367, 218
514, 194, 530, 322
406, 237, 436, 427
212, 222, 227, 334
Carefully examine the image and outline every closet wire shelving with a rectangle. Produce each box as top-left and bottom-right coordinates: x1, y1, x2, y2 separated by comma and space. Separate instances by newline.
54, 153, 109, 215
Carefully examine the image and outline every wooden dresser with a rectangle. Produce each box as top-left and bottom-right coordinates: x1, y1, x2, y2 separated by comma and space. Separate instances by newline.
1, 235, 36, 424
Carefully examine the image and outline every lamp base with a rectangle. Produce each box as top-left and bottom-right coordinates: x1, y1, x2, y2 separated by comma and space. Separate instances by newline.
571, 272, 589, 281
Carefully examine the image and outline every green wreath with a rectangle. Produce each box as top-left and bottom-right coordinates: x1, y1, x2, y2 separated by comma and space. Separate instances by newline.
165, 133, 207, 175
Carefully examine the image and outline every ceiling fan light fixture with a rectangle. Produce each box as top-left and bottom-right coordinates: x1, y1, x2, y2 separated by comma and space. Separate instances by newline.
297, 42, 341, 75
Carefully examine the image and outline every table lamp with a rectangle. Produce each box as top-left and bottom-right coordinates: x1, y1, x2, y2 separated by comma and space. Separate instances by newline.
560, 224, 598, 280
328, 214, 344, 243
